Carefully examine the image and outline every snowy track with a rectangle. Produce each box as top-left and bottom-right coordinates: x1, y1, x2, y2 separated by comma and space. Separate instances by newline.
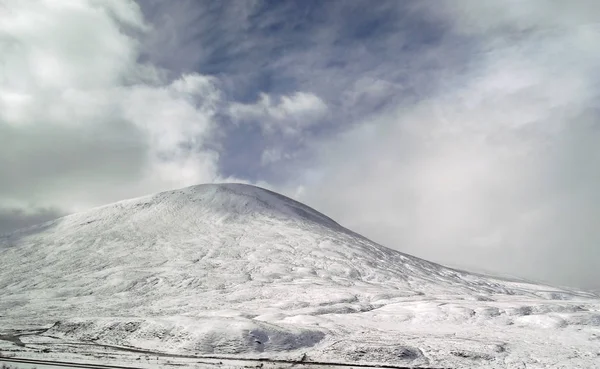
2, 356, 453, 369
2, 357, 144, 369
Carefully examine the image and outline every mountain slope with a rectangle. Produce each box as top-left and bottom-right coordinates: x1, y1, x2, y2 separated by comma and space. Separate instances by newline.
1, 183, 599, 368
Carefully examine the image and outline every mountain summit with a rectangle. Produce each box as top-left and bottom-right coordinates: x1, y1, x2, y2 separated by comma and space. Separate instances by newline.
1, 184, 599, 368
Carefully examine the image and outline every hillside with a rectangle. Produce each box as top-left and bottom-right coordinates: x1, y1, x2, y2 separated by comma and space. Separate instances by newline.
1, 183, 599, 368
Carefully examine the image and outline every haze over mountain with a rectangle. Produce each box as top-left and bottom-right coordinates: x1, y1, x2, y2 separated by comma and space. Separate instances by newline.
1, 183, 599, 368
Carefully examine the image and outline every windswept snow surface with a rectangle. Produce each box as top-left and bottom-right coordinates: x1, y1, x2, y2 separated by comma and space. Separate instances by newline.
1, 183, 599, 368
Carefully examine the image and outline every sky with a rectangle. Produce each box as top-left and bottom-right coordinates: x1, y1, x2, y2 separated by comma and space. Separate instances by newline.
1, 0, 599, 291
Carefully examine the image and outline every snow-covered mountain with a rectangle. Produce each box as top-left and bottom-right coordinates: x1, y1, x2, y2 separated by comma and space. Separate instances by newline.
1, 184, 599, 368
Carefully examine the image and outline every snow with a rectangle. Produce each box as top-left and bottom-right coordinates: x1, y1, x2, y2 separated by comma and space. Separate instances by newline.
1, 183, 599, 368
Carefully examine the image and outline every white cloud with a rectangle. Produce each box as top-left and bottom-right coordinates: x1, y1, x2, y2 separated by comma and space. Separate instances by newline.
229, 91, 328, 136
0, 0, 145, 92
437, 0, 600, 35
260, 148, 297, 166
287, 2, 600, 289
341, 77, 401, 113
0, 0, 224, 213
227, 91, 329, 167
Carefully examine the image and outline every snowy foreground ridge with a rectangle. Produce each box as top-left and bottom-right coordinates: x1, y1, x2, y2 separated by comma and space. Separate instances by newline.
1, 183, 599, 368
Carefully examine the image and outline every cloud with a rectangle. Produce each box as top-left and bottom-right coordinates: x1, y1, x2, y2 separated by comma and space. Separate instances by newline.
230, 91, 328, 136
0, 0, 224, 215
222, 90, 329, 178
285, 1, 600, 290
435, 0, 600, 34
0, 207, 66, 235
137, 1, 466, 182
